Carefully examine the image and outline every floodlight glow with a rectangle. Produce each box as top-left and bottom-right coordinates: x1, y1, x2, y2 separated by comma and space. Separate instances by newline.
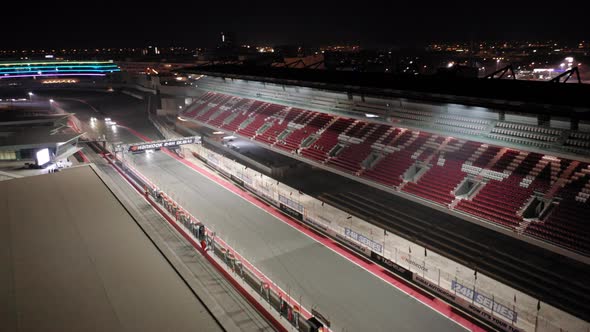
365, 113, 379, 118
0, 60, 119, 80
36, 148, 50, 166
0, 73, 106, 79
565, 57, 574, 63
0, 60, 114, 67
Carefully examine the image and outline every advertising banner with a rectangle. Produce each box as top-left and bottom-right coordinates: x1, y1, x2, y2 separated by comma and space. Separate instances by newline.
370, 252, 413, 280
344, 228, 383, 253
279, 203, 303, 221
123, 136, 198, 152
451, 280, 517, 323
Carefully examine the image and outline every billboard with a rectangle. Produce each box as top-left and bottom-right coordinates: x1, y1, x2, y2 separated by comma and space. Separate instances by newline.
122, 137, 198, 153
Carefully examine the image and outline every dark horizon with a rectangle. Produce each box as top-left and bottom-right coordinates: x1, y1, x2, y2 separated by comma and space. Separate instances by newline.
3, 1, 589, 49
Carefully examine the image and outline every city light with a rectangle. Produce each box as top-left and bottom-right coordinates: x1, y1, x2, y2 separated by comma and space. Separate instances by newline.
41, 79, 79, 84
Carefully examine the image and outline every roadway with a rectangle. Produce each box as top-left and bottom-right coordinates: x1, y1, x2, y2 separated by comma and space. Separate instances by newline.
52, 91, 467, 332
83, 148, 275, 332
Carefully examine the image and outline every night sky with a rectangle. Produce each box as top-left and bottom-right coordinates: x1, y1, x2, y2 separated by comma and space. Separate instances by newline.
3, 1, 588, 48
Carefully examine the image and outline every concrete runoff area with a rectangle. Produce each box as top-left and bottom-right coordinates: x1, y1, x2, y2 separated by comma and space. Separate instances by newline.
118, 132, 465, 332
0, 165, 222, 332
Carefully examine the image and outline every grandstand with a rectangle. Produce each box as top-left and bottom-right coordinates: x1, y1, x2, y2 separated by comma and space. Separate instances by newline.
179, 85, 590, 256
175, 66, 590, 323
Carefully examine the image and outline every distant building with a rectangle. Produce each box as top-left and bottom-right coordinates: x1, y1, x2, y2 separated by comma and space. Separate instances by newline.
219, 32, 236, 49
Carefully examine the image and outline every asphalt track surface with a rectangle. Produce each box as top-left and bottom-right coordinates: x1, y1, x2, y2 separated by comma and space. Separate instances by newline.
117, 134, 465, 331
49, 91, 467, 332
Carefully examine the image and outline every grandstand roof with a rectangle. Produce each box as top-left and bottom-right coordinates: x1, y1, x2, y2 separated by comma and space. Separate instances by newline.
0, 165, 221, 332
179, 65, 590, 119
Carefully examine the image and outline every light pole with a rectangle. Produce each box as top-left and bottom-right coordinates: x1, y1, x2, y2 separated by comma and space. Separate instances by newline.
28, 92, 33, 101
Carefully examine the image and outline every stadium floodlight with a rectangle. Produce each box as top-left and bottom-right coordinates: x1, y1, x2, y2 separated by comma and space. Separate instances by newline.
49, 99, 54, 103
36, 148, 50, 166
